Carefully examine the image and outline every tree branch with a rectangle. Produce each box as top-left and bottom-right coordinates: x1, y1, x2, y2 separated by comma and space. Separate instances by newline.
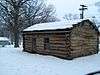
4, 0, 13, 6
19, 0, 30, 6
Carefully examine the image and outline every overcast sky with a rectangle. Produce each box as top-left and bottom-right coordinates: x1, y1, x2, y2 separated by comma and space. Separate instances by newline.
47, 0, 100, 19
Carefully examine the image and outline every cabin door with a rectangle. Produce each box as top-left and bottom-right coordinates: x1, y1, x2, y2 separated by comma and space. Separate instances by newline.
32, 38, 36, 53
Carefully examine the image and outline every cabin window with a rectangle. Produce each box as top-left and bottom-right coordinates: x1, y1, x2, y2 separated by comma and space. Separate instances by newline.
44, 38, 50, 50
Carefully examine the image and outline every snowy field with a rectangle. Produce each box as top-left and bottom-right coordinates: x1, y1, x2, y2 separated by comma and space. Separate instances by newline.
0, 47, 100, 75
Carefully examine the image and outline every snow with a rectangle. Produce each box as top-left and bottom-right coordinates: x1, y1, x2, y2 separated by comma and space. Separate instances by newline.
0, 37, 10, 41
0, 47, 100, 75
24, 19, 86, 31
99, 27, 100, 32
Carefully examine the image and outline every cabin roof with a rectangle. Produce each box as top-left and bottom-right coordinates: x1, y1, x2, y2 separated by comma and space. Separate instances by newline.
23, 19, 93, 31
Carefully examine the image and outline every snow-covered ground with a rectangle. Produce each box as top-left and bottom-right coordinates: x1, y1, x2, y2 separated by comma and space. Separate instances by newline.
0, 47, 100, 75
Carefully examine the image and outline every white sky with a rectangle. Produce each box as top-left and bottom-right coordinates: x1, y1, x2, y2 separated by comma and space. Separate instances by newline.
47, 0, 100, 19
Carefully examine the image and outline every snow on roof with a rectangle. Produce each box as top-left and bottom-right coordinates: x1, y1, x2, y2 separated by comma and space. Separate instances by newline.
23, 19, 90, 31
0, 37, 10, 41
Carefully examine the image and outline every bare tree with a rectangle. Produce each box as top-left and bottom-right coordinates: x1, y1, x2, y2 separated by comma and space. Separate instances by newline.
0, 0, 56, 47
63, 13, 79, 20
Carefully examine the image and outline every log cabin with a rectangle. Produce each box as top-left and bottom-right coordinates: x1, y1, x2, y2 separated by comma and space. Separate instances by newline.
23, 19, 99, 59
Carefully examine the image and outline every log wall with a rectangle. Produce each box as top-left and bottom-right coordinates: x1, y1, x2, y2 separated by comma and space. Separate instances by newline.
23, 32, 72, 59
34, 33, 70, 58
49, 33, 70, 58
23, 34, 33, 52
70, 22, 98, 58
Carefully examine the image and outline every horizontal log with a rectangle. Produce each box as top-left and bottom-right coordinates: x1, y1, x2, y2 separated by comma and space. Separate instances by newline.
50, 37, 66, 39
35, 50, 50, 54
36, 45, 44, 47
50, 39, 66, 42
24, 45, 32, 47
50, 39, 66, 41
50, 48, 66, 51
50, 42, 66, 45
24, 49, 32, 52
50, 52, 70, 58
25, 42, 32, 45
35, 49, 70, 57
24, 40, 33, 42
25, 46, 32, 49
36, 48, 44, 50
36, 45, 44, 48
24, 36, 33, 39
51, 34, 66, 37
24, 48, 32, 52
24, 47, 32, 50
71, 44, 97, 47
71, 39, 97, 42
36, 43, 44, 46
24, 41, 33, 43
51, 49, 70, 53
50, 44, 66, 47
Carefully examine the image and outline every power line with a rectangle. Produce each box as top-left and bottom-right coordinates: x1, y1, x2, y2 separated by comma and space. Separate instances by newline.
79, 5, 88, 19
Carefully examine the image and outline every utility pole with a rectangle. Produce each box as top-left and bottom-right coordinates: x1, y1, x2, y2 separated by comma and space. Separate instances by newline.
79, 5, 87, 19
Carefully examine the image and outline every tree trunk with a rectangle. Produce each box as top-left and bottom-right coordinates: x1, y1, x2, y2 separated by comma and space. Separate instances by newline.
14, 31, 19, 47
14, 6, 19, 48
10, 33, 14, 44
